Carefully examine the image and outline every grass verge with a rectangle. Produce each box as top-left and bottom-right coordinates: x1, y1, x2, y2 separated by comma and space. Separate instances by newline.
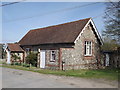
0, 61, 2, 64
1, 64, 119, 81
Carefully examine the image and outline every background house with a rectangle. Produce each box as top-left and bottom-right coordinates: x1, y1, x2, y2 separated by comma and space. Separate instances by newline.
5, 43, 24, 64
103, 47, 120, 68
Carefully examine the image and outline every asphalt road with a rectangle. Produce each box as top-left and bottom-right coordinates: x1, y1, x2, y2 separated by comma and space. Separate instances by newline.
1, 67, 118, 88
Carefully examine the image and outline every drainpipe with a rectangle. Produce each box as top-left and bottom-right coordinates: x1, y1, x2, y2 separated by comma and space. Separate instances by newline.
38, 49, 40, 68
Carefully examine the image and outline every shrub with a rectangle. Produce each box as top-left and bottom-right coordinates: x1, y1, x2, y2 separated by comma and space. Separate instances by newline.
11, 54, 21, 61
22, 63, 26, 67
11, 63, 14, 65
14, 62, 19, 65
22, 63, 30, 67
14, 62, 21, 66
25, 64, 30, 67
18, 63, 21, 66
26, 52, 37, 67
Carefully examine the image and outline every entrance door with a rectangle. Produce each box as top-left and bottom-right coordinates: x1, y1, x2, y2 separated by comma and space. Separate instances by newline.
40, 50, 45, 68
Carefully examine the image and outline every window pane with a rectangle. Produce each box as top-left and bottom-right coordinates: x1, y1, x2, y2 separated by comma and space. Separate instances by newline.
84, 41, 92, 55
52, 51, 55, 54
26, 48, 30, 55
89, 44, 91, 54
51, 51, 56, 61
84, 44, 86, 55
52, 54, 55, 60
87, 45, 89, 55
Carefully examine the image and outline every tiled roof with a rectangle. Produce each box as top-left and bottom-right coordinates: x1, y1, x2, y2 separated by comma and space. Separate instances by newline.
7, 43, 24, 52
19, 18, 91, 45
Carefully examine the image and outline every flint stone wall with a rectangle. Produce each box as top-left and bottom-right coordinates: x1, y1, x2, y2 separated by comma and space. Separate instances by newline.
45, 49, 60, 70
61, 24, 102, 70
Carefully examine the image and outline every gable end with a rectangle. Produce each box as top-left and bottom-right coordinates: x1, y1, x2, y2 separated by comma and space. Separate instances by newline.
74, 18, 103, 45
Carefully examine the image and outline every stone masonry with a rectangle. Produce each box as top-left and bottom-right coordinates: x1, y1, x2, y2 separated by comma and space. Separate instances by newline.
61, 24, 103, 70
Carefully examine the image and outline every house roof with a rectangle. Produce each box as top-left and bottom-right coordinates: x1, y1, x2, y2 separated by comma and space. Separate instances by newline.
19, 18, 102, 46
7, 43, 24, 52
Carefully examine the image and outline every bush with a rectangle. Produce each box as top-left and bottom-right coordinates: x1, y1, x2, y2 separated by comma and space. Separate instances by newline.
14, 62, 21, 66
11, 63, 14, 65
22, 63, 26, 67
2, 62, 6, 65
11, 54, 21, 61
26, 52, 37, 67
25, 64, 30, 67
22, 63, 30, 67
14, 62, 19, 65
18, 63, 21, 66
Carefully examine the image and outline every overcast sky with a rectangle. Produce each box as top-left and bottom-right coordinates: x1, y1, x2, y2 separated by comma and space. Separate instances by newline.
2, 2, 106, 43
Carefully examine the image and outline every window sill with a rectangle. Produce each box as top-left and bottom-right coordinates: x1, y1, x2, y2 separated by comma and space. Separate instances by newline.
50, 60, 55, 62
84, 55, 92, 57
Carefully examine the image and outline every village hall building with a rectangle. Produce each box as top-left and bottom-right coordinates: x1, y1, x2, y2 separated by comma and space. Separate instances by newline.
6, 18, 104, 70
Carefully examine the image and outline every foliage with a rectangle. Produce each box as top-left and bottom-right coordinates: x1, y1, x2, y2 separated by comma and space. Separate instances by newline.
2, 44, 6, 59
103, 2, 120, 44
11, 54, 21, 61
14, 62, 21, 66
22, 63, 30, 67
26, 52, 37, 67
25, 64, 30, 67
11, 62, 30, 67
0, 44, 6, 59
11, 54, 21, 65
21, 63, 26, 67
14, 62, 19, 65
101, 37, 120, 51
11, 63, 14, 65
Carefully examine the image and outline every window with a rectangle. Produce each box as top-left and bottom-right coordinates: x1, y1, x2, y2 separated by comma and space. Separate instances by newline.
17, 53, 20, 56
26, 48, 30, 55
84, 41, 92, 56
50, 51, 56, 62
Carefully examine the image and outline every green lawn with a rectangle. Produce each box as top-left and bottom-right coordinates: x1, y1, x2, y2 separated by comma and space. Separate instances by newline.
1, 64, 119, 81
0, 60, 6, 64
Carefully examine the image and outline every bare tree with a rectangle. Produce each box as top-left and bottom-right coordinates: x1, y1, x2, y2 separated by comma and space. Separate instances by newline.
103, 1, 120, 44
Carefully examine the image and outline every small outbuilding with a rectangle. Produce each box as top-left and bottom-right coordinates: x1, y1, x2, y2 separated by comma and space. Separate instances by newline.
103, 47, 120, 68
5, 43, 24, 64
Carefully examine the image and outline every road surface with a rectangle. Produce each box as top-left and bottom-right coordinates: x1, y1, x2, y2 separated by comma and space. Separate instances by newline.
1, 67, 118, 88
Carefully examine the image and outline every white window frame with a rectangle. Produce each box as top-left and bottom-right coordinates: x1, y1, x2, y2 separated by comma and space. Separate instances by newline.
50, 50, 56, 62
84, 41, 92, 56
